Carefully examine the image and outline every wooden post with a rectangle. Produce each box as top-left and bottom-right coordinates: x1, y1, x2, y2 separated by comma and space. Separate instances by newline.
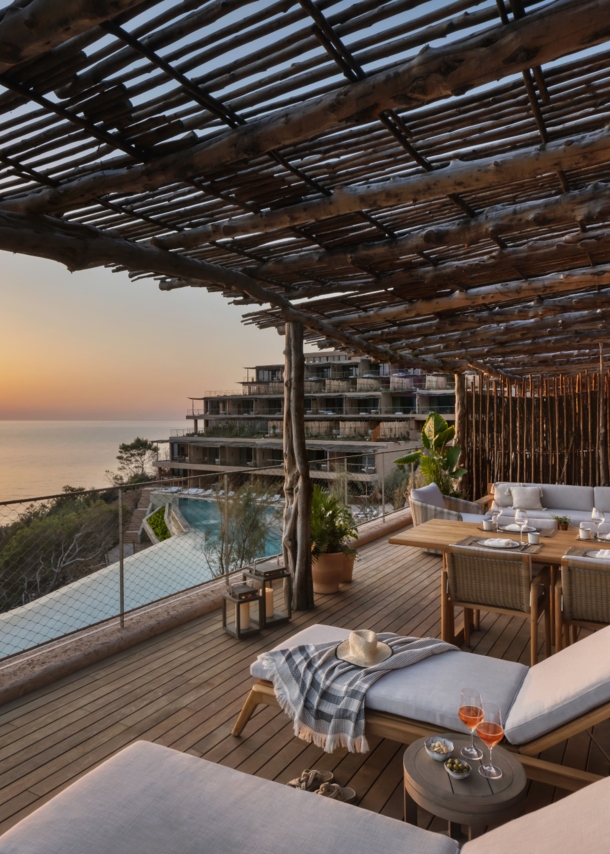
282, 322, 314, 611
454, 373, 467, 492
600, 345, 608, 486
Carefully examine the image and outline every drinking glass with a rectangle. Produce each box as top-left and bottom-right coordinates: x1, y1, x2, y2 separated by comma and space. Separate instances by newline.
515, 508, 528, 544
458, 688, 484, 760
476, 702, 504, 779
491, 509, 500, 531
592, 507, 605, 541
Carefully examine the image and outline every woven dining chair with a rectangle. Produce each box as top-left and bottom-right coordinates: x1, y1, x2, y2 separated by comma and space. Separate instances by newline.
555, 555, 610, 651
444, 545, 551, 666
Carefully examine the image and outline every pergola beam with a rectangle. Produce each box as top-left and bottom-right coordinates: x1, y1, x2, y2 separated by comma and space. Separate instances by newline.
3, 0, 609, 216
154, 128, 610, 251
0, 0, 146, 74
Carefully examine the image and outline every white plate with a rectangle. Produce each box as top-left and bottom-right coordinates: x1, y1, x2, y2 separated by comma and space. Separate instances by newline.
585, 549, 610, 559
477, 538, 520, 549
499, 524, 536, 534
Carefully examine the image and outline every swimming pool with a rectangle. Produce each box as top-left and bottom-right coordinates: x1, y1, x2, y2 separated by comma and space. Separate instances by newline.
178, 498, 283, 558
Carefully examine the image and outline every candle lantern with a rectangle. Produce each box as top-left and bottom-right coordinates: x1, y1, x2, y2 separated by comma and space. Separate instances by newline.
243, 564, 292, 628
222, 582, 262, 640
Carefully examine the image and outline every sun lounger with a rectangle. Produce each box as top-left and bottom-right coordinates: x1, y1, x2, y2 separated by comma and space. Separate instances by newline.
2, 740, 610, 854
234, 622, 610, 791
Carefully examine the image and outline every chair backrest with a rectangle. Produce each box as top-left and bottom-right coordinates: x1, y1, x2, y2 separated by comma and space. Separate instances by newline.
560, 555, 610, 623
446, 545, 532, 612
411, 483, 445, 509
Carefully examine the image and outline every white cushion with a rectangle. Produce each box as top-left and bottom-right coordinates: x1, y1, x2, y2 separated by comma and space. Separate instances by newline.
492, 482, 516, 508
540, 484, 594, 512
411, 483, 445, 510
460, 512, 486, 524
252, 625, 527, 734
0, 741, 458, 854
504, 624, 610, 744
594, 487, 610, 514
509, 485, 544, 511
462, 775, 610, 854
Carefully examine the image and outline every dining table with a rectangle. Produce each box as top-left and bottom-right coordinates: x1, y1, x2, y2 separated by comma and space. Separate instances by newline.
388, 520, 587, 646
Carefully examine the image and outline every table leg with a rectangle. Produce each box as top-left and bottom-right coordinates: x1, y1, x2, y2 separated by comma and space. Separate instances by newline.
440, 559, 454, 644
549, 564, 557, 648
404, 789, 417, 825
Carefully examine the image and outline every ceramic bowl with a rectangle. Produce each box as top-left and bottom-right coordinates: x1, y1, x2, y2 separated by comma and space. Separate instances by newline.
424, 736, 454, 761
444, 758, 472, 779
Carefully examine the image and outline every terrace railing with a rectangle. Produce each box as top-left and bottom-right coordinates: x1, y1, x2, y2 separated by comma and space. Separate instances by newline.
0, 448, 419, 663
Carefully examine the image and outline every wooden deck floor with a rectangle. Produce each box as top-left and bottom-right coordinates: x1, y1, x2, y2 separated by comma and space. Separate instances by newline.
0, 533, 608, 840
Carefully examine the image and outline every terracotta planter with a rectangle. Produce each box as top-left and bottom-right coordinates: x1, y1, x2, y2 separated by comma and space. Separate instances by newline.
342, 553, 356, 583
312, 553, 344, 594
558, 522, 569, 531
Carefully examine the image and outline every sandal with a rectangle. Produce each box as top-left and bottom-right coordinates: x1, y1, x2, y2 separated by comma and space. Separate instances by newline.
287, 769, 334, 791
315, 781, 357, 804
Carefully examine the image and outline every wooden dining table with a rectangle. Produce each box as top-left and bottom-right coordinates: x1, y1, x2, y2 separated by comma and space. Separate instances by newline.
389, 520, 581, 647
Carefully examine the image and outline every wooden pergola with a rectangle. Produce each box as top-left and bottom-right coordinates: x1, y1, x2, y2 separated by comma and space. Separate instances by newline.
2, 0, 610, 606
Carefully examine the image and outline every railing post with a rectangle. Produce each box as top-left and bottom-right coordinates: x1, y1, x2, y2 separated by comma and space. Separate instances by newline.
118, 487, 124, 628
344, 456, 348, 507
224, 473, 230, 585
381, 452, 386, 521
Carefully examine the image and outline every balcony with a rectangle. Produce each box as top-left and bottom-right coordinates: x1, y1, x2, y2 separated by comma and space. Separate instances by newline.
0, 534, 596, 838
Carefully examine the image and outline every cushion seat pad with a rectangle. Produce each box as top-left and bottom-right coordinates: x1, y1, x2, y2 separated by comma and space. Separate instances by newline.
251, 625, 527, 739
0, 741, 458, 854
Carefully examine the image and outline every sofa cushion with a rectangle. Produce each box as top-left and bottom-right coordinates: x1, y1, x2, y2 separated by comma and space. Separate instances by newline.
462, 775, 610, 854
504, 624, 610, 744
542, 508, 594, 525
411, 483, 445, 510
509, 485, 544, 511
0, 742, 458, 854
539, 484, 594, 512
594, 487, 610, 513
252, 625, 527, 733
492, 482, 517, 508
460, 512, 487, 524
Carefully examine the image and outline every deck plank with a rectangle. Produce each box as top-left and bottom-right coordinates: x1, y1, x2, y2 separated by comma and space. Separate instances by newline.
0, 532, 602, 838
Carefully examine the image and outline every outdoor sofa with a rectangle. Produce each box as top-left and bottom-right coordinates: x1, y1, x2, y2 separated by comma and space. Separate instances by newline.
483, 482, 610, 526
234, 622, 610, 791
1, 739, 609, 854
409, 483, 484, 526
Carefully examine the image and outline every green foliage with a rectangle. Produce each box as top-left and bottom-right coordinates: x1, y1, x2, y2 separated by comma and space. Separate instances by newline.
310, 485, 357, 558
147, 506, 171, 541
107, 437, 157, 484
204, 483, 280, 578
0, 487, 118, 612
393, 413, 467, 496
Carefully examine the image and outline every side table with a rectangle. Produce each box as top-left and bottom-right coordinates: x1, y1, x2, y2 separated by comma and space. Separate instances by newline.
403, 734, 526, 842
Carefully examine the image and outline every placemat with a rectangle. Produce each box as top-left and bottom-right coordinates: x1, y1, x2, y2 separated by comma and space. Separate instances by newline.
456, 535, 542, 555
477, 526, 556, 538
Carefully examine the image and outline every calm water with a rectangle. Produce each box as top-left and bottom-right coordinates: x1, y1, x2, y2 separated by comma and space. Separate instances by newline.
0, 421, 184, 503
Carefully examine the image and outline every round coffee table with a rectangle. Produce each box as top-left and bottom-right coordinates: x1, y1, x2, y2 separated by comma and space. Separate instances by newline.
403, 734, 527, 842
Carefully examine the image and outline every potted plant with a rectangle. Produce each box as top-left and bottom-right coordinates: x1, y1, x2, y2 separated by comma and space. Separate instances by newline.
552, 514, 571, 531
310, 485, 357, 593
341, 546, 358, 583
393, 412, 467, 496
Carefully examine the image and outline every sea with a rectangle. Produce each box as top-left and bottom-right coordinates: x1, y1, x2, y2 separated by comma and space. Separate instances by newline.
0, 421, 184, 504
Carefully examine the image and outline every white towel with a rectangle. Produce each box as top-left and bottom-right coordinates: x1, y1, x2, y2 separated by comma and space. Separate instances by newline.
479, 538, 517, 548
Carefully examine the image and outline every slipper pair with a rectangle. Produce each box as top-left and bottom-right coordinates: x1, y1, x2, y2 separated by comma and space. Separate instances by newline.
287, 769, 356, 803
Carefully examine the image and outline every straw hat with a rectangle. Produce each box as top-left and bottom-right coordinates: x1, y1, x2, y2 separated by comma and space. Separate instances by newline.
336, 630, 392, 667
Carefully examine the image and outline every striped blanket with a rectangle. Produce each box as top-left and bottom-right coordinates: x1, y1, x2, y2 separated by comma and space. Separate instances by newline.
257, 633, 456, 753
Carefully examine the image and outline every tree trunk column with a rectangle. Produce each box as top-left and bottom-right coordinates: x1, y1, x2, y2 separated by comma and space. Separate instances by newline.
282, 322, 314, 611
454, 372, 468, 494
600, 345, 608, 486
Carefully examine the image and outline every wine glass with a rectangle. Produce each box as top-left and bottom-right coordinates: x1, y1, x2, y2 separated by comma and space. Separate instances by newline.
458, 688, 484, 760
515, 508, 528, 545
476, 702, 504, 779
592, 507, 605, 541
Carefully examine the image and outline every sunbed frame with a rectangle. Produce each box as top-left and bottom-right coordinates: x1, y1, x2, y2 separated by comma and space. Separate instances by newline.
233, 679, 610, 792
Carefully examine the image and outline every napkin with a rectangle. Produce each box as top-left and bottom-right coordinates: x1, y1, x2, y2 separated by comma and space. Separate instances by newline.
480, 538, 516, 548
501, 523, 528, 532
593, 549, 610, 560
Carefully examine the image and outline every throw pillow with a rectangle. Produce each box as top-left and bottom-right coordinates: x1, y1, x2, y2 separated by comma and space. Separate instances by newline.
492, 483, 513, 508
510, 485, 544, 511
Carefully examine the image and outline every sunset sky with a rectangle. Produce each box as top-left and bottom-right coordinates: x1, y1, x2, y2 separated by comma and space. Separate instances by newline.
0, 251, 282, 420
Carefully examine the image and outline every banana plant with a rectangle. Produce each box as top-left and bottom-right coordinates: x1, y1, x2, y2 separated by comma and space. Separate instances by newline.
393, 412, 467, 495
